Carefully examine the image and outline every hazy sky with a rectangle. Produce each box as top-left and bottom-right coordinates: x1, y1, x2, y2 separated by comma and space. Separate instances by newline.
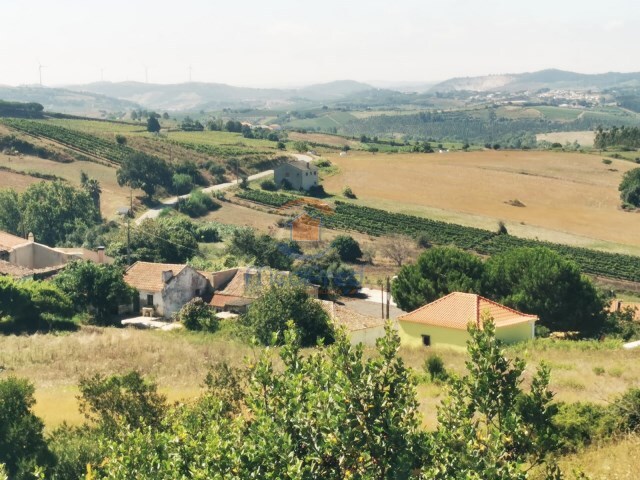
2, 0, 639, 87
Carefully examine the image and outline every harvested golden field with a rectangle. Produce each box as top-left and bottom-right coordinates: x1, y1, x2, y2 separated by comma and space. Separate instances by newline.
537, 130, 595, 146
0, 152, 139, 219
0, 165, 42, 191
288, 131, 360, 149
322, 150, 640, 252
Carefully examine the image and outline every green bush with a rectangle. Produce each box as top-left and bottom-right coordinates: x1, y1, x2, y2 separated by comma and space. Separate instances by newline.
260, 179, 277, 191
611, 388, 640, 433
0, 377, 54, 479
172, 173, 194, 195
330, 235, 363, 262
424, 354, 447, 382
196, 223, 221, 243
243, 282, 334, 346
343, 186, 356, 199
78, 371, 167, 435
47, 425, 102, 480
177, 298, 219, 332
177, 190, 220, 218
552, 402, 614, 452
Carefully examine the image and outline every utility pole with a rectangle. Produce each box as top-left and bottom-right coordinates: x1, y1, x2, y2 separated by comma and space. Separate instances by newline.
127, 188, 132, 266
377, 280, 384, 319
386, 276, 390, 319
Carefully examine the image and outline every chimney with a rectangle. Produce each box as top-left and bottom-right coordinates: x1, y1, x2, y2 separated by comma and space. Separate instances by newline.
96, 246, 105, 264
162, 270, 173, 283
27, 232, 34, 242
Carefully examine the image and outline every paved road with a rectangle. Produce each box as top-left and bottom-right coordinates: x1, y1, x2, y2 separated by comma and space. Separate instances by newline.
135, 153, 312, 225
358, 287, 398, 307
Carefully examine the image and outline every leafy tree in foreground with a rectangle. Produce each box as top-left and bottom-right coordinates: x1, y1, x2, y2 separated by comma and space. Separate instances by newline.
0, 377, 54, 480
53, 261, 133, 326
116, 152, 172, 198
93, 324, 425, 478
330, 234, 363, 262
392, 246, 484, 312
243, 282, 333, 346
484, 247, 606, 334
426, 318, 561, 479
78, 371, 167, 436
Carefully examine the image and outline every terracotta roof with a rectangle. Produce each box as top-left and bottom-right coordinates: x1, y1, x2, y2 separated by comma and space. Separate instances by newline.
319, 300, 385, 332
215, 267, 289, 298
0, 231, 30, 250
398, 292, 537, 330
124, 261, 188, 292
0, 260, 34, 278
211, 294, 248, 308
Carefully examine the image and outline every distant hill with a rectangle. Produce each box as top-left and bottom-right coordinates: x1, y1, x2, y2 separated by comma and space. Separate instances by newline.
67, 80, 375, 111
431, 69, 640, 93
0, 86, 139, 116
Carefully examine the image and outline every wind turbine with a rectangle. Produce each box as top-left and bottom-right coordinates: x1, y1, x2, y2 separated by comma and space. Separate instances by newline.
38, 62, 47, 86
188, 65, 193, 82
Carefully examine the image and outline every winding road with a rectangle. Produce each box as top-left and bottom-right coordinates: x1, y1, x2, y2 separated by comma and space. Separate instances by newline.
135, 153, 312, 225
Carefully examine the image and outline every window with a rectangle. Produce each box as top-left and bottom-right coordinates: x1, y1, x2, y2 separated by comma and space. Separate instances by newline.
422, 335, 431, 347
146, 294, 154, 306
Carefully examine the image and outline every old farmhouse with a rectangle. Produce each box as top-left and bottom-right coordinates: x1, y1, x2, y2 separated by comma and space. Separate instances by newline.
398, 292, 537, 349
274, 160, 319, 191
123, 261, 209, 318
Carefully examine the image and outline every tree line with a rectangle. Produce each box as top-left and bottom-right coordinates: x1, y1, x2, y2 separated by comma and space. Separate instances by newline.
594, 125, 640, 149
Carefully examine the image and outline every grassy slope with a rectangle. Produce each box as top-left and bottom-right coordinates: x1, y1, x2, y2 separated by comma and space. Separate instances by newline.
1, 328, 637, 432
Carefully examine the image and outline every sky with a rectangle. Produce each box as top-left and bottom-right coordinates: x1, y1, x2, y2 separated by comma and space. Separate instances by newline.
1, 0, 639, 88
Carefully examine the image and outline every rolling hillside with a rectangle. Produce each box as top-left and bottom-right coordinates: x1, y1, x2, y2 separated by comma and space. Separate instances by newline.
431, 69, 640, 92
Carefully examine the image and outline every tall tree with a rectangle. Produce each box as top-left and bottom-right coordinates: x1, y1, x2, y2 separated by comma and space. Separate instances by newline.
18, 181, 100, 246
619, 168, 640, 207
116, 153, 172, 198
80, 171, 102, 214
392, 246, 484, 312
146, 116, 161, 133
53, 261, 133, 326
483, 247, 606, 333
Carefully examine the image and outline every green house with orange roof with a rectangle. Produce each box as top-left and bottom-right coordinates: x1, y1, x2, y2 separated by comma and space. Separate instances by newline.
398, 292, 537, 349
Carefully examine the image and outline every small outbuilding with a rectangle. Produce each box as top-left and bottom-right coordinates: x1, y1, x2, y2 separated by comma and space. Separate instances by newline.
398, 292, 537, 349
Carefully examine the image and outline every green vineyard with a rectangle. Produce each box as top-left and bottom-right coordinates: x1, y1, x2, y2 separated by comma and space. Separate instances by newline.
236, 189, 295, 207
1, 119, 137, 164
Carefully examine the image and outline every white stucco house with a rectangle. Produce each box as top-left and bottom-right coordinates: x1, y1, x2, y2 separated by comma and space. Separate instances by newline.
0, 230, 112, 279
123, 261, 210, 318
273, 160, 319, 191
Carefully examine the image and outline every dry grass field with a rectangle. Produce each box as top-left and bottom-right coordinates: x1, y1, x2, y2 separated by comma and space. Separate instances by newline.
322, 150, 640, 253
0, 152, 138, 218
1, 327, 637, 434
537, 130, 596, 146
